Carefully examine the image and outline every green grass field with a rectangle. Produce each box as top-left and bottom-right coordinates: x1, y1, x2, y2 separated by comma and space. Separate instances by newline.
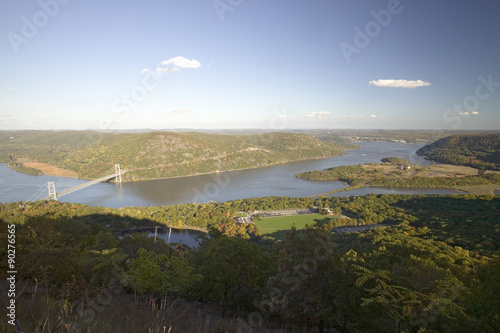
255, 214, 326, 240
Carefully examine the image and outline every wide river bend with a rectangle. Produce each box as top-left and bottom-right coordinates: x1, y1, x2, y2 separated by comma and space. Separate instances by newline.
0, 142, 460, 208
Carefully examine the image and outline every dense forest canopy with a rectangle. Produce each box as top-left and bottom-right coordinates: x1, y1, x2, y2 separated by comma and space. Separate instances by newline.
417, 133, 500, 170
1, 193, 499, 332
0, 130, 355, 180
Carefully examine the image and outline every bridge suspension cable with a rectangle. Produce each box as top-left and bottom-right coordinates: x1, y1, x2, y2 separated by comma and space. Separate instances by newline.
26, 182, 49, 202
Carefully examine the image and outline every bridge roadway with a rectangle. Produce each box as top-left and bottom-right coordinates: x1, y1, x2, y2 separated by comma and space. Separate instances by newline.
41, 170, 127, 201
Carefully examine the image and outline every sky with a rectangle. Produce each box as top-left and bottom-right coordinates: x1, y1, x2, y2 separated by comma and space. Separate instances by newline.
1, 0, 499, 130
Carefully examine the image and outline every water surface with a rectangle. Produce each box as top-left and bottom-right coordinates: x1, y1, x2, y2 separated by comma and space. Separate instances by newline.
0, 142, 461, 208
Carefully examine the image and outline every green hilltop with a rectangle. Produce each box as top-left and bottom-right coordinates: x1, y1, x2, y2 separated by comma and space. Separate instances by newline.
0, 130, 355, 180
417, 132, 500, 170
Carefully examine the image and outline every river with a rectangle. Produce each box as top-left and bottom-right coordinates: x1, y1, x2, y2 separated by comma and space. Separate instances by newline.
151, 228, 205, 248
0, 142, 460, 208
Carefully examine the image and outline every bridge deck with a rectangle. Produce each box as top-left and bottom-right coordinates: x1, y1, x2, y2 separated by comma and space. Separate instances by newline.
41, 170, 127, 201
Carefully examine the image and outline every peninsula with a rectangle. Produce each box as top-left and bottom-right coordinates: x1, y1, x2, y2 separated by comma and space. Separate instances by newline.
297, 157, 500, 195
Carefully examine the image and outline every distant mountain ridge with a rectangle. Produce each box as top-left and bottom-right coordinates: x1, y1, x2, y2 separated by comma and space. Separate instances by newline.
0, 131, 354, 180
416, 133, 500, 170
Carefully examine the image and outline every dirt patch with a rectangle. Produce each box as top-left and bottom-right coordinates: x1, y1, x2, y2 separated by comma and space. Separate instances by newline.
22, 162, 78, 178
426, 164, 484, 176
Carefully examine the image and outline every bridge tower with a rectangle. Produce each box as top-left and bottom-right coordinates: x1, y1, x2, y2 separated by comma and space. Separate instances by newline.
47, 182, 57, 201
114, 164, 122, 183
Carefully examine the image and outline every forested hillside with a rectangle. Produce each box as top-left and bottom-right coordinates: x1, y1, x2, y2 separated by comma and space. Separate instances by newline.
417, 133, 500, 170
0, 131, 354, 180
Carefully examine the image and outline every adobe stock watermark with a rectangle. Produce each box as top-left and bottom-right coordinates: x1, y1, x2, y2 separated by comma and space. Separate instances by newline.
69, 67, 164, 153
420, 73, 499, 157
192, 170, 239, 203
269, 107, 294, 130
340, 0, 408, 64
442, 74, 499, 129
99, 56, 201, 131
213, 0, 243, 21
66, 270, 127, 333
191, 106, 295, 205
237, 233, 336, 332
99, 68, 163, 132
7, 0, 72, 54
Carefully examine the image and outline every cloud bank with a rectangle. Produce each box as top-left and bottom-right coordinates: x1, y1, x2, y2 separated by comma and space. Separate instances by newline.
369, 79, 431, 88
452, 111, 479, 116
142, 56, 201, 75
306, 111, 332, 119
161, 56, 201, 69
305, 112, 377, 120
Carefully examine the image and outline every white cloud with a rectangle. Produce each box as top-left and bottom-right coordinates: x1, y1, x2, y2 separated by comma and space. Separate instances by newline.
306, 111, 331, 119
344, 114, 377, 119
452, 111, 479, 116
8, 88, 14, 92
305, 112, 377, 120
184, 101, 191, 105
161, 56, 201, 69
369, 79, 431, 88
142, 56, 202, 75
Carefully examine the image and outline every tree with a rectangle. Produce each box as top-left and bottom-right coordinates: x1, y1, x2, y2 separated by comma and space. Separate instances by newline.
348, 227, 471, 332
125, 248, 197, 309
192, 236, 274, 315
355, 265, 421, 333
459, 255, 500, 332
85, 232, 125, 287
266, 228, 359, 332
13, 216, 91, 287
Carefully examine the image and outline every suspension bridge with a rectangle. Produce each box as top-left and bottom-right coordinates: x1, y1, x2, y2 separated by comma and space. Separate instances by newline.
28, 164, 127, 201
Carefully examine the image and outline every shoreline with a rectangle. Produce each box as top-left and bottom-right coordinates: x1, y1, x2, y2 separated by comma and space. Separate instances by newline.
310, 184, 499, 197
2, 141, 363, 182
310, 185, 465, 197
4, 152, 351, 182
124, 152, 351, 182
302, 161, 500, 196
23, 151, 351, 183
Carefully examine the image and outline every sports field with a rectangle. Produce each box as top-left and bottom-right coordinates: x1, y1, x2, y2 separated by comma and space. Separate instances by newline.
255, 214, 327, 240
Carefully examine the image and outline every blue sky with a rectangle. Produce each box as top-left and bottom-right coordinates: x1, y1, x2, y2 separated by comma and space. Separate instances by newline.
1, 0, 499, 130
